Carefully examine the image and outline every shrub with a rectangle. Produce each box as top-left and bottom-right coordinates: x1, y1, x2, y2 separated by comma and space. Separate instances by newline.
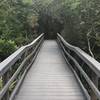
0, 39, 17, 61
15, 37, 29, 46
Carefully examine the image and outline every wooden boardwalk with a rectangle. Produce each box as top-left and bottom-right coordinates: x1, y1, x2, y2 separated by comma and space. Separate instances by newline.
14, 40, 86, 100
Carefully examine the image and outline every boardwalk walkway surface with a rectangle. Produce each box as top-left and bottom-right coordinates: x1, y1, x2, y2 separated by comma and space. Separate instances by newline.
14, 40, 86, 100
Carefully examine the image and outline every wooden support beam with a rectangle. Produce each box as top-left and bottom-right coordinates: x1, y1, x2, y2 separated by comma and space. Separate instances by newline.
2, 72, 10, 100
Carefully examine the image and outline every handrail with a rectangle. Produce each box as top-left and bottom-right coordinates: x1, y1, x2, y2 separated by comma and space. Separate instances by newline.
0, 33, 44, 76
0, 33, 44, 100
57, 33, 100, 77
57, 33, 100, 100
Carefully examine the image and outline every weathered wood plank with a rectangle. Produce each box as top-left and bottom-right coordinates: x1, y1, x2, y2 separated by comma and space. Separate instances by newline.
14, 40, 86, 100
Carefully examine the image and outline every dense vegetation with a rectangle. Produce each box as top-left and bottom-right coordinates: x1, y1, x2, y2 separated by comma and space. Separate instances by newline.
39, 0, 100, 61
0, 0, 39, 61
0, 0, 100, 62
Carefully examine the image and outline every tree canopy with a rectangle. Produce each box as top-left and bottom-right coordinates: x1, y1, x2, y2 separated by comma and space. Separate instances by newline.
38, 0, 100, 61
0, 0, 100, 62
0, 0, 40, 61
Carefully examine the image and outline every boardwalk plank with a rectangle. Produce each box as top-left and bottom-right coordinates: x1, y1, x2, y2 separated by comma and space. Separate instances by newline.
14, 40, 86, 100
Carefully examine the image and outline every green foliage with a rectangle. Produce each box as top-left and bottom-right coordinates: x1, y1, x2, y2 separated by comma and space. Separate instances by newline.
0, 0, 41, 61
23, 0, 33, 4
0, 78, 2, 90
15, 37, 29, 46
42, 0, 100, 61
0, 0, 100, 61
0, 39, 17, 61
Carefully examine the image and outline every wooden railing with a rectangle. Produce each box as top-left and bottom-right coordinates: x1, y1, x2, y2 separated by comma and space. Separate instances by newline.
57, 33, 100, 100
0, 33, 44, 100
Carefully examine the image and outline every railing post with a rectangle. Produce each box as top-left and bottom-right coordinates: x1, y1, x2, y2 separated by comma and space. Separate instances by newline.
91, 73, 99, 100
2, 72, 10, 100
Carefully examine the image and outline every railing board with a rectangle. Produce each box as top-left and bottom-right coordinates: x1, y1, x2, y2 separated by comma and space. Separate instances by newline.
57, 33, 100, 77
0, 33, 44, 100
0, 34, 44, 76
57, 33, 100, 100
